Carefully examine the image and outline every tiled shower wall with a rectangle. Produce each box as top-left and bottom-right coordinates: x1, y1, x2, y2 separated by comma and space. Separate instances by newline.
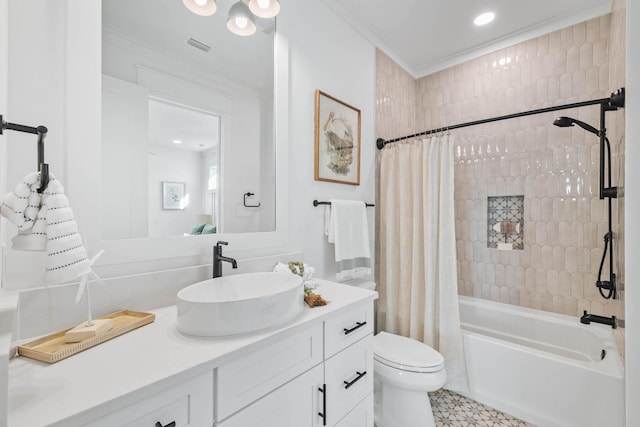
375, 5, 626, 333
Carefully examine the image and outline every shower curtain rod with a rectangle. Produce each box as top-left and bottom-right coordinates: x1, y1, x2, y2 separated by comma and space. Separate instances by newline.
376, 91, 624, 150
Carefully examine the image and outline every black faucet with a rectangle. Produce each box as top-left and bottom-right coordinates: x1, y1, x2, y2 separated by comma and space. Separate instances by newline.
580, 310, 617, 329
213, 241, 238, 278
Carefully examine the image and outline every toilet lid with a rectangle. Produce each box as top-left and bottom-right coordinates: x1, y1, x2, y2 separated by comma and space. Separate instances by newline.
374, 331, 445, 373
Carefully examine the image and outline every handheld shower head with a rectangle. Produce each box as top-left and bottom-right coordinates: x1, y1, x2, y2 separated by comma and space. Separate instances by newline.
552, 116, 599, 136
553, 116, 575, 128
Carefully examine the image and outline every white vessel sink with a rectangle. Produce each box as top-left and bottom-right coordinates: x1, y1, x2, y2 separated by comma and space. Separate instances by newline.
176, 272, 305, 337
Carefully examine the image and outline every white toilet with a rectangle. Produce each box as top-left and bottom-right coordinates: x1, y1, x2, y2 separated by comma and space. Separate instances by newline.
373, 331, 447, 427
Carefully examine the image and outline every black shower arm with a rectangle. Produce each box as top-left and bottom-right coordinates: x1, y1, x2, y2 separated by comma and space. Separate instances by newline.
1, 114, 50, 192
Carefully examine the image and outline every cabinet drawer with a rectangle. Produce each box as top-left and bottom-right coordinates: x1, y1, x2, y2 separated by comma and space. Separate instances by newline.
217, 364, 325, 427
324, 302, 373, 358
217, 322, 323, 421
334, 393, 374, 427
87, 371, 213, 427
324, 334, 373, 425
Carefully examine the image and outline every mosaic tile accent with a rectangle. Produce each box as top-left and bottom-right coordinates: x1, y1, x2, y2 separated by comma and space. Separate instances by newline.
488, 195, 524, 250
430, 389, 535, 427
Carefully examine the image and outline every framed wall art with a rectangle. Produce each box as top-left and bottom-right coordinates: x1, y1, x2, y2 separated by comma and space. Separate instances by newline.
162, 181, 186, 210
314, 90, 361, 185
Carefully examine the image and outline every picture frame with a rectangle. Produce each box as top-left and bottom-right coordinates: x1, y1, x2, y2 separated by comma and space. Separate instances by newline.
162, 181, 186, 210
314, 90, 361, 185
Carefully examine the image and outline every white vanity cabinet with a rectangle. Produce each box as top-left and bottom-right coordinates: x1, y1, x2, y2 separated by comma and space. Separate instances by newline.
322, 301, 375, 426
217, 363, 325, 427
216, 322, 324, 421
85, 371, 214, 427
215, 301, 375, 427
324, 334, 374, 426
7, 282, 377, 427
334, 394, 374, 427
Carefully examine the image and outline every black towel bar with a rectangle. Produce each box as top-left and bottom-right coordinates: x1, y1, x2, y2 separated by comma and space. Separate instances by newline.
313, 200, 374, 207
1, 114, 50, 192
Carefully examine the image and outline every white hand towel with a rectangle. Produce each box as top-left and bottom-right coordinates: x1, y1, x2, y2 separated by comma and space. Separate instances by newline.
324, 199, 371, 281
41, 178, 92, 284
1, 172, 92, 284
13, 200, 48, 251
1, 171, 47, 250
1, 171, 42, 231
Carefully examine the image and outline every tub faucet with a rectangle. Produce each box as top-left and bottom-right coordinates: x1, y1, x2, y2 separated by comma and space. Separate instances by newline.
213, 241, 238, 278
580, 310, 617, 329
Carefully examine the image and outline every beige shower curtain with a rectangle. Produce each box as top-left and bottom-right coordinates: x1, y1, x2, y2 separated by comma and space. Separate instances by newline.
377, 136, 468, 393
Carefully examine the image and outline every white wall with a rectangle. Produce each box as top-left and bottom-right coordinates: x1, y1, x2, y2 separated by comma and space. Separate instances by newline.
2, 0, 101, 290
278, 0, 377, 280
223, 93, 263, 233
625, 1, 639, 425
148, 145, 204, 237
0, 0, 375, 293
259, 95, 276, 231
5, 0, 67, 192
1, 0, 376, 287
102, 75, 149, 240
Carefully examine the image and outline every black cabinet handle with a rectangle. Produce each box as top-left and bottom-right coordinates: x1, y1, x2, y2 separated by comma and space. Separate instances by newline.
343, 321, 367, 335
155, 422, 176, 427
343, 371, 367, 389
318, 384, 327, 426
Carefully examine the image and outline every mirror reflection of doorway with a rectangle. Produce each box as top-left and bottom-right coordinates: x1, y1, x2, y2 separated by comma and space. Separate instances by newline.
148, 97, 221, 237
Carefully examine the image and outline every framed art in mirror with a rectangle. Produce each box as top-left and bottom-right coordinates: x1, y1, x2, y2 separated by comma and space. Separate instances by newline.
162, 181, 186, 210
314, 90, 361, 185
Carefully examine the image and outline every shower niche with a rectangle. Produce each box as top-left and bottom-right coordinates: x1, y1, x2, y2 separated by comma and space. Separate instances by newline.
487, 195, 524, 250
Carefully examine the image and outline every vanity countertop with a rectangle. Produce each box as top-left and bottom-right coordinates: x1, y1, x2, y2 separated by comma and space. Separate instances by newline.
7, 280, 377, 427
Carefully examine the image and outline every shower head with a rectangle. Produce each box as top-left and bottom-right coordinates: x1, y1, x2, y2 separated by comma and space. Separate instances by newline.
552, 117, 575, 128
552, 116, 599, 136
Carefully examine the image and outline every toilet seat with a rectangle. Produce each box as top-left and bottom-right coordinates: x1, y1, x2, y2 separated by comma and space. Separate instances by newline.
374, 331, 445, 373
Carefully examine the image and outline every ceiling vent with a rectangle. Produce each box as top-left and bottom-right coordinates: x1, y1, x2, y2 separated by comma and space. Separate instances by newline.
187, 38, 212, 52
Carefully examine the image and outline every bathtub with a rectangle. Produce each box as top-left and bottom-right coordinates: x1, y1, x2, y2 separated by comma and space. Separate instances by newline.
458, 296, 624, 427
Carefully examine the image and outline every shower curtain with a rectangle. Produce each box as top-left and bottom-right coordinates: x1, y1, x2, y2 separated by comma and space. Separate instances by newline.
377, 135, 468, 393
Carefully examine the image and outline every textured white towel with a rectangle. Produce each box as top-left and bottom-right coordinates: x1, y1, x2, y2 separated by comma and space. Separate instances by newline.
1, 172, 92, 284
1, 171, 41, 229
41, 178, 91, 284
324, 199, 371, 281
1, 171, 47, 250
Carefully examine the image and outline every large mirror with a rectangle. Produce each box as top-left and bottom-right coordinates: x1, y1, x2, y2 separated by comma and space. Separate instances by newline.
101, 0, 276, 240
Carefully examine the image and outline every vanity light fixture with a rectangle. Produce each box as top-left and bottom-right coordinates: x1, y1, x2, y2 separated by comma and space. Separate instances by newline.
474, 11, 495, 26
227, 1, 257, 36
183, 0, 279, 36
182, 0, 217, 16
248, 0, 280, 19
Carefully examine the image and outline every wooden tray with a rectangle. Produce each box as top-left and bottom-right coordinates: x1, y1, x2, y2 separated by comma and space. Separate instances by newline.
18, 310, 155, 363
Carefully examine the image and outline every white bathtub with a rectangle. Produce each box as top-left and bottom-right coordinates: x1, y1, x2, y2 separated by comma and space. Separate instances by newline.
458, 296, 624, 427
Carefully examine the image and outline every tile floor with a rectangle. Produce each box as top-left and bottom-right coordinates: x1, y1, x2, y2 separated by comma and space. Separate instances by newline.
429, 389, 536, 427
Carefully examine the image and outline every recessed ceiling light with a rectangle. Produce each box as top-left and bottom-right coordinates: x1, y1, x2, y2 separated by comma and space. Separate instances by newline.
474, 12, 495, 26
173, 140, 182, 144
